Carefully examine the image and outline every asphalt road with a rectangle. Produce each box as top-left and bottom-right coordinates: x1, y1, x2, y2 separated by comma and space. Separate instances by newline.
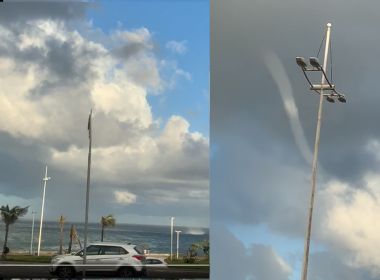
0, 264, 209, 279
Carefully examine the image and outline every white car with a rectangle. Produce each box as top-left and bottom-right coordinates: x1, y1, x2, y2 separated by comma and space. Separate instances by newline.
50, 242, 146, 278
144, 258, 168, 267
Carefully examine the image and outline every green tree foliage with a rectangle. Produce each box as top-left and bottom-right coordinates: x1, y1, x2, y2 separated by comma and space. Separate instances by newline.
100, 214, 116, 242
0, 205, 29, 257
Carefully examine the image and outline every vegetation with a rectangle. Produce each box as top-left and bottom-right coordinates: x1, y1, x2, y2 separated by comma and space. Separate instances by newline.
100, 214, 116, 241
165, 256, 209, 265
0, 205, 29, 258
58, 215, 65, 254
4, 254, 52, 263
164, 240, 211, 265
183, 240, 209, 263
67, 224, 82, 254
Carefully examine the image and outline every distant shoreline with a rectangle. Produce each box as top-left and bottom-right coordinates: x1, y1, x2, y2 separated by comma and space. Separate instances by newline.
17, 220, 210, 230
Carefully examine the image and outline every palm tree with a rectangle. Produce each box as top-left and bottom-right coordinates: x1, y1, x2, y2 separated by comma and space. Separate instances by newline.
1, 205, 29, 257
100, 215, 116, 242
68, 224, 82, 253
58, 215, 65, 254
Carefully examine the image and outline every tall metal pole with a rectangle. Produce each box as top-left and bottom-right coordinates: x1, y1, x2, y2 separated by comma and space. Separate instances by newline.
170, 217, 174, 261
83, 109, 92, 277
301, 23, 331, 280
175, 230, 181, 259
37, 165, 51, 256
30, 210, 36, 255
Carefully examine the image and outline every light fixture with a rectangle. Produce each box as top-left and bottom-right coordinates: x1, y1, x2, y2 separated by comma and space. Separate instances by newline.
309, 57, 321, 68
326, 95, 335, 103
338, 95, 347, 103
296, 57, 308, 68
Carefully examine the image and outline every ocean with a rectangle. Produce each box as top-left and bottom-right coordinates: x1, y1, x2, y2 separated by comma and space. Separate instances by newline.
0, 220, 209, 255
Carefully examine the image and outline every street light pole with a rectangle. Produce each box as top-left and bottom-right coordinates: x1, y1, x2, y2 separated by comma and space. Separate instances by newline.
301, 23, 332, 280
37, 165, 51, 256
170, 217, 174, 261
83, 109, 92, 278
30, 210, 36, 255
175, 230, 182, 259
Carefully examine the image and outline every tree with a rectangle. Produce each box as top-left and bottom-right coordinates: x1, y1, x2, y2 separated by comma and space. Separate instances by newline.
0, 205, 29, 257
58, 215, 65, 254
68, 224, 82, 253
100, 215, 116, 242
200, 240, 209, 257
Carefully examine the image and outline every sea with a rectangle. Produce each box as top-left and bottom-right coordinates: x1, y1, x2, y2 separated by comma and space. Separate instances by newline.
0, 220, 209, 255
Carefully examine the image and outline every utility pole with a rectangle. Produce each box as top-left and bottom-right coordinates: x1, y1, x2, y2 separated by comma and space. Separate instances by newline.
170, 217, 174, 261
175, 230, 182, 259
83, 109, 92, 278
30, 210, 36, 255
301, 23, 331, 280
37, 166, 51, 256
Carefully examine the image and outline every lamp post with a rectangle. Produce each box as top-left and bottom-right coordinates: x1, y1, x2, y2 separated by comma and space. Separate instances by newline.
175, 230, 182, 259
30, 210, 36, 255
37, 165, 51, 256
296, 23, 346, 280
170, 217, 174, 261
83, 109, 92, 278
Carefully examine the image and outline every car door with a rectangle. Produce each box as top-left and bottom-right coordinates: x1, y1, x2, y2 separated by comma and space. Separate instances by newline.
97, 246, 129, 272
84, 245, 102, 271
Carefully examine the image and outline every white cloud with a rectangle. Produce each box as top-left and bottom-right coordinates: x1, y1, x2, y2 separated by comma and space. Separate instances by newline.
114, 190, 137, 205
0, 18, 208, 222
317, 170, 380, 275
112, 27, 152, 46
166, 40, 187, 54
160, 60, 192, 89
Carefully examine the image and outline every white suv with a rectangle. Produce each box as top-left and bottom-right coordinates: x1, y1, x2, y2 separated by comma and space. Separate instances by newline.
50, 242, 146, 278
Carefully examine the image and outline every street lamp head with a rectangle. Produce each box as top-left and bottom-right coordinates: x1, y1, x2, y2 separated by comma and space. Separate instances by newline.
309, 57, 321, 69
338, 95, 347, 103
326, 95, 335, 103
296, 57, 308, 68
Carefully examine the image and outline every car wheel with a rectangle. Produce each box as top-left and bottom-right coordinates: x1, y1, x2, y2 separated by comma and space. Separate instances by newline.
118, 267, 135, 277
56, 265, 75, 278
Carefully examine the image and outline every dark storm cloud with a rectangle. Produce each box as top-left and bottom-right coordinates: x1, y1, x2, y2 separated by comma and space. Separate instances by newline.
0, 133, 51, 198
212, 0, 380, 278
211, 129, 311, 237
0, 1, 91, 24
212, 0, 380, 184
212, 0, 380, 226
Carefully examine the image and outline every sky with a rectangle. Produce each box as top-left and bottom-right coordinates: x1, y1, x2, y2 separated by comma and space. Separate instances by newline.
0, 0, 209, 228
211, 0, 380, 279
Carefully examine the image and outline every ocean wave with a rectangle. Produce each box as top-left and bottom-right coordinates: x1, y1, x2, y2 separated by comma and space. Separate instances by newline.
185, 228, 206, 235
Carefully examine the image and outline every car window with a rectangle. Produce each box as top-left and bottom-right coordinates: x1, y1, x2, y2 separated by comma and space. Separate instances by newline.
86, 245, 101, 255
153, 259, 163, 264
101, 246, 128, 255
133, 245, 143, 254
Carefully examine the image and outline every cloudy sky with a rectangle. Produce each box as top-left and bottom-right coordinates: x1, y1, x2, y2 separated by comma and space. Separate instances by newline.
0, 0, 209, 228
211, 0, 380, 279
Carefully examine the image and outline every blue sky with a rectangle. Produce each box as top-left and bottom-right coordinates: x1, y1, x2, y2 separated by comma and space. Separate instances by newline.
87, 0, 209, 137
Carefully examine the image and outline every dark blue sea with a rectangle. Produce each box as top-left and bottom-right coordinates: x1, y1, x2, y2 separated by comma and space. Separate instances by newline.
0, 220, 209, 255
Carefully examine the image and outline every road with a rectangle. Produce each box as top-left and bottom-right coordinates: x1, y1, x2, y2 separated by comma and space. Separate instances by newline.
0, 263, 209, 279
